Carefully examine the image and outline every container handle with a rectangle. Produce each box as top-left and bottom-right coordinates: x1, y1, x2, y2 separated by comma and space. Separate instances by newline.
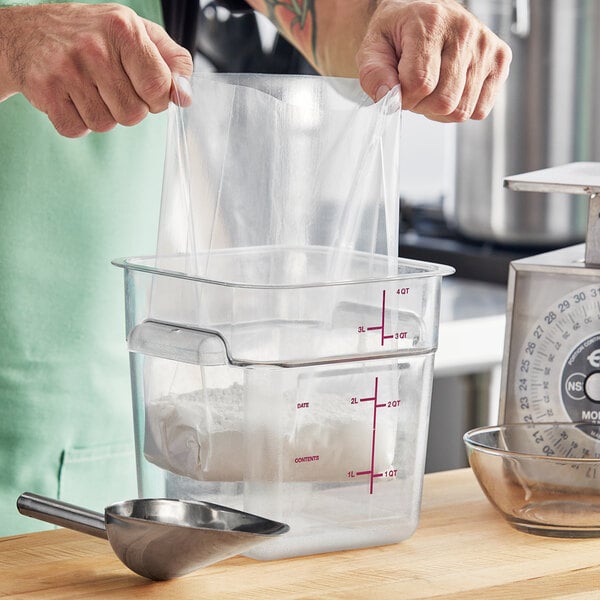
127, 320, 230, 366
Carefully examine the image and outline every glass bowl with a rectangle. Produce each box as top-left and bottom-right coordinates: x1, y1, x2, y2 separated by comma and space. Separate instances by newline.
464, 422, 600, 538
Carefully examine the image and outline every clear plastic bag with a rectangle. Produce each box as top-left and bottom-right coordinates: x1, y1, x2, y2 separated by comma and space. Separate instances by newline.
155, 73, 402, 282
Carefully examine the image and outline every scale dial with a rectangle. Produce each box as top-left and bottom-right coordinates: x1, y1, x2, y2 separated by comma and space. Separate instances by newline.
512, 282, 600, 458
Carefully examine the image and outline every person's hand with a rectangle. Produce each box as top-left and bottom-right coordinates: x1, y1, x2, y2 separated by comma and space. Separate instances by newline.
356, 0, 511, 122
0, 3, 193, 137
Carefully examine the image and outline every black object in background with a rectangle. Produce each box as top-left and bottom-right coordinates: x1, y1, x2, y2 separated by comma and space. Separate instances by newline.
161, 1, 314, 75
214, 0, 252, 12
161, 0, 200, 53
197, 2, 316, 74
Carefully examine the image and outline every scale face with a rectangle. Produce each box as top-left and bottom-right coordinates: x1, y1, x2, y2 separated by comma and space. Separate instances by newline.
499, 163, 600, 455
501, 246, 600, 422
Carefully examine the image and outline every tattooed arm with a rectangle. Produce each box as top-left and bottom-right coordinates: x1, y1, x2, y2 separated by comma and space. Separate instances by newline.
245, 0, 363, 77
245, 0, 511, 123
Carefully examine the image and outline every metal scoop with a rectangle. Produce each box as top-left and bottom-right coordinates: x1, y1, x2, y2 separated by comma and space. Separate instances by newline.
17, 492, 289, 580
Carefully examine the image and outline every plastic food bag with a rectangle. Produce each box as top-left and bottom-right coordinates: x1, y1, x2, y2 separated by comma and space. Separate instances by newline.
155, 73, 402, 282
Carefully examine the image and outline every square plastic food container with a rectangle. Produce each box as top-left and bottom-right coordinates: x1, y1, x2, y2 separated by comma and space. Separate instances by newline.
114, 246, 452, 559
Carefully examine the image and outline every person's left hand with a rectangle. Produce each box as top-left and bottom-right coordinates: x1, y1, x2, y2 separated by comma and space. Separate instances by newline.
356, 0, 512, 122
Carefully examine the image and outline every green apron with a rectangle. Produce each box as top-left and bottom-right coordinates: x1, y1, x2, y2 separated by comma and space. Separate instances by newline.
0, 0, 166, 535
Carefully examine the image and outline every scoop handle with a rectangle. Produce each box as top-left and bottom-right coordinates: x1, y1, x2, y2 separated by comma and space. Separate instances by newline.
17, 492, 108, 540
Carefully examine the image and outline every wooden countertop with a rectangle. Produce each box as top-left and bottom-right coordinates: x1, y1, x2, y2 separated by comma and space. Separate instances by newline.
2, 468, 600, 599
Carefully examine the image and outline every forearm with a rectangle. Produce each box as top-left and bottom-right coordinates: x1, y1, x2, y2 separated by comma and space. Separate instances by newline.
245, 0, 375, 77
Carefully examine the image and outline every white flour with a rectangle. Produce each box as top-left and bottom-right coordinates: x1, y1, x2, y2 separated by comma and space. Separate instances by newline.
144, 383, 398, 482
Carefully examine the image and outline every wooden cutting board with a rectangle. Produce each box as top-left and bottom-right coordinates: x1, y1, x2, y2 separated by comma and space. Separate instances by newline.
2, 468, 600, 599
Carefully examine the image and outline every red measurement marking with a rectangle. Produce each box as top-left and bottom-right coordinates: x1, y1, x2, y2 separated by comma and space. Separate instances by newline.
347, 377, 400, 494
356, 377, 386, 494
366, 290, 394, 347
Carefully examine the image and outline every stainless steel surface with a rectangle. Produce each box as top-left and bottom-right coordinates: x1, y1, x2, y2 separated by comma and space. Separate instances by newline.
499, 165, 600, 431
17, 493, 289, 580
586, 193, 600, 265
504, 162, 600, 195
503, 163, 600, 263
451, 0, 600, 245
498, 243, 600, 422
17, 492, 107, 539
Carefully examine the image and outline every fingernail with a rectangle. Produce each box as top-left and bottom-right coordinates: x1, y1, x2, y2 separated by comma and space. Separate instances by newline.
174, 75, 193, 105
375, 85, 390, 102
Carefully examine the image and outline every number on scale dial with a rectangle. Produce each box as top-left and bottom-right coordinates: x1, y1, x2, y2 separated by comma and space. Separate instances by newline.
513, 282, 600, 458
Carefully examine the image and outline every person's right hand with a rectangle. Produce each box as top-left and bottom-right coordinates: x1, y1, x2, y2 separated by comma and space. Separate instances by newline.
0, 2, 193, 138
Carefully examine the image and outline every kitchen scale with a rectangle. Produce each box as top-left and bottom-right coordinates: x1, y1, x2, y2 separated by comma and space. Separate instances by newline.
499, 163, 600, 454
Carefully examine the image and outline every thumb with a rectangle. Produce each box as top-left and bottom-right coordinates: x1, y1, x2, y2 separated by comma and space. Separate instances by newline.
143, 18, 194, 78
357, 33, 401, 102
143, 19, 193, 106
